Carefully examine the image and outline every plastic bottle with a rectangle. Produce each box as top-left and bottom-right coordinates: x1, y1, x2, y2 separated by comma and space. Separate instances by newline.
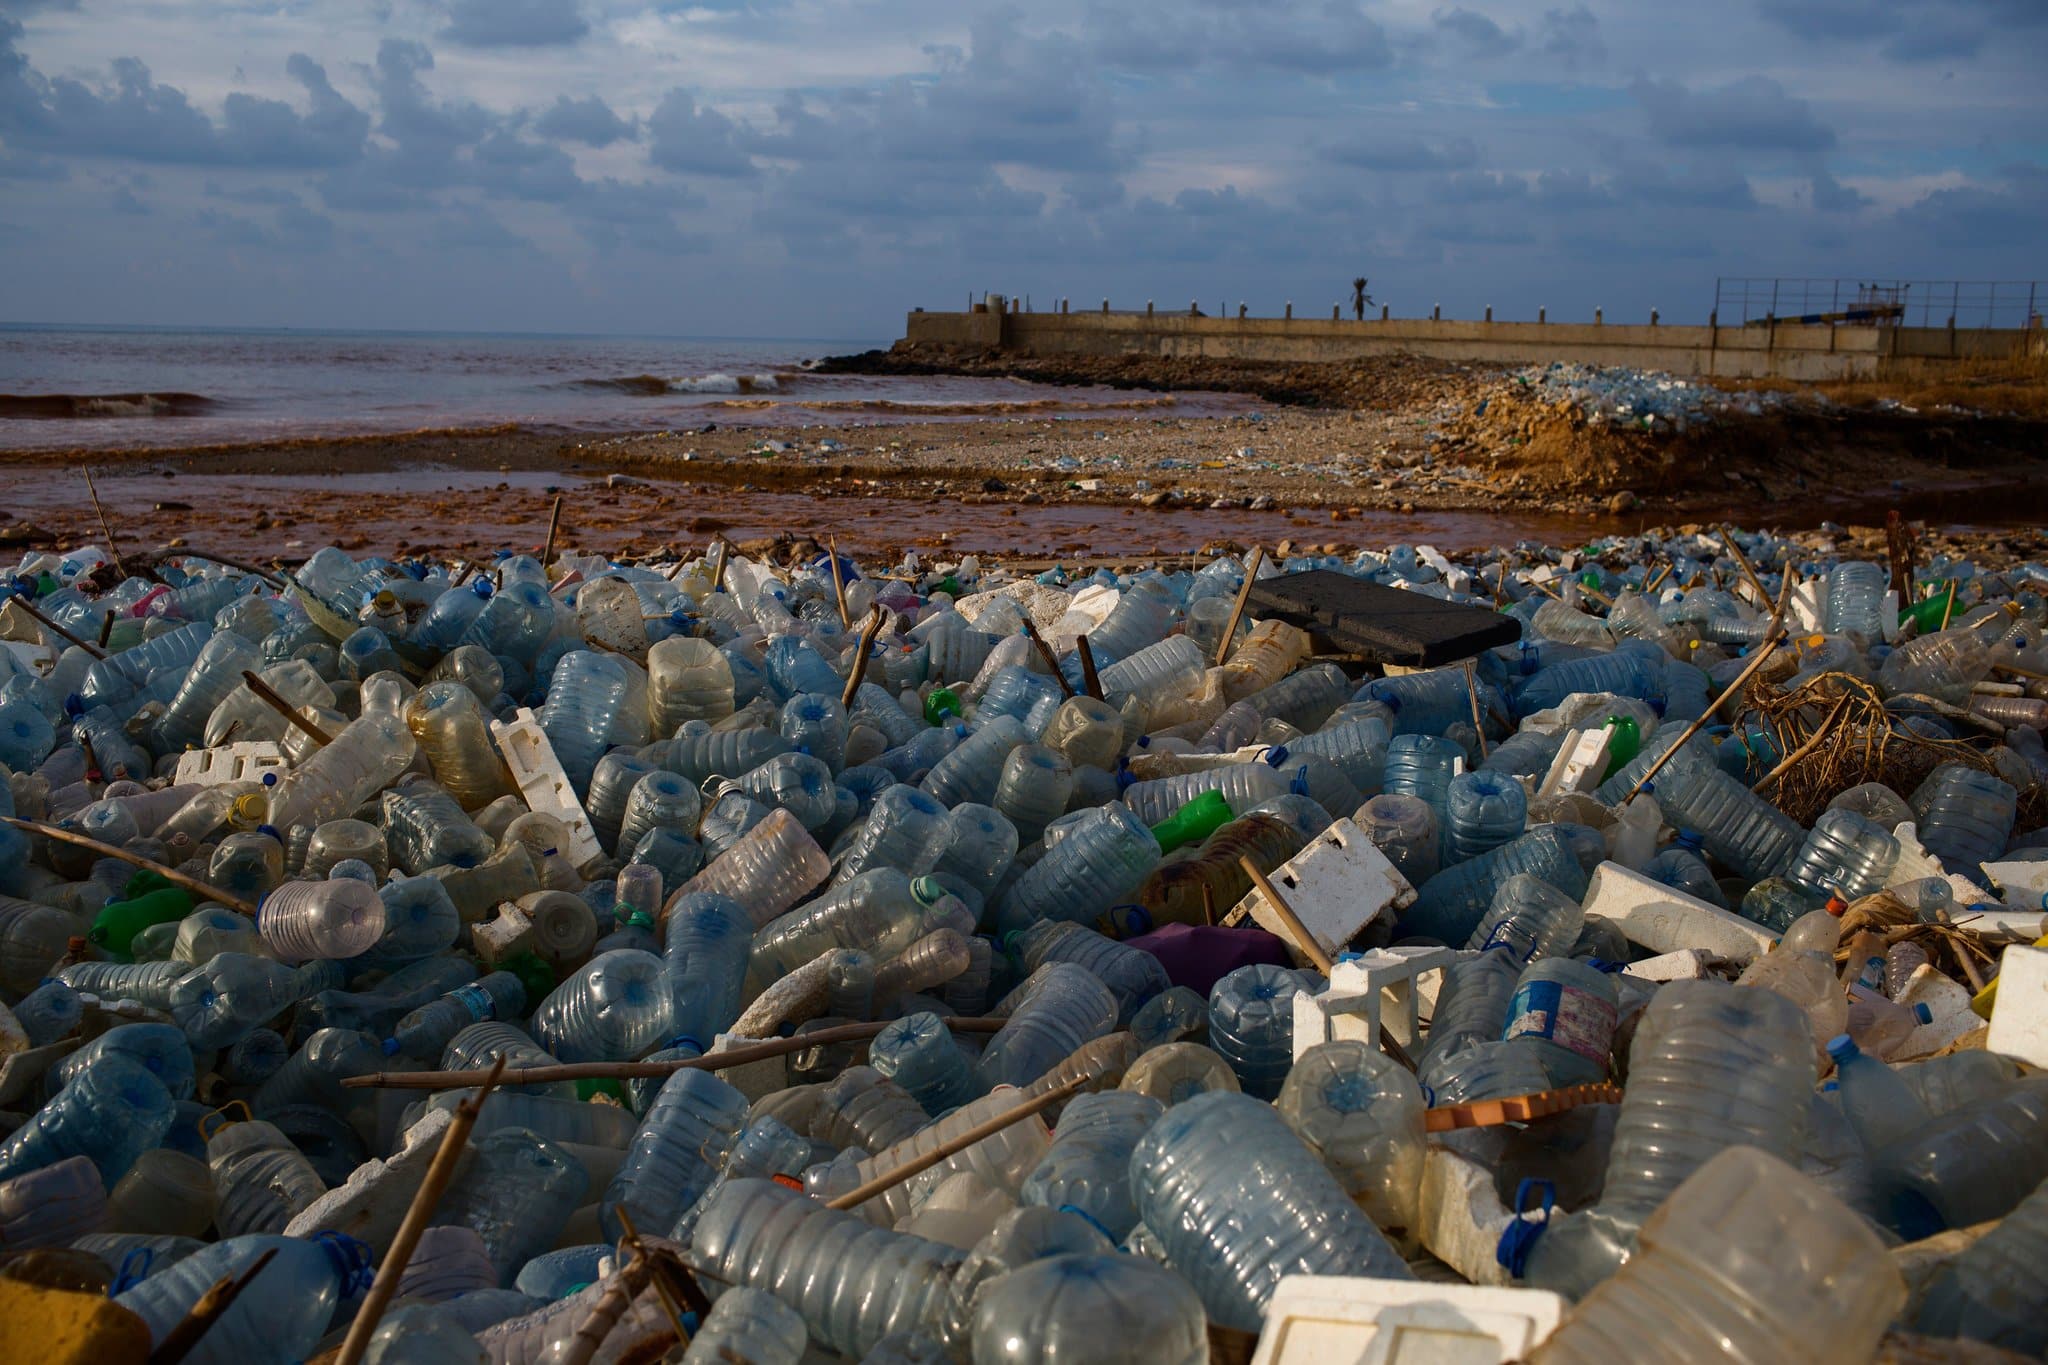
680, 1286, 809, 1365
871, 1011, 984, 1114
404, 681, 509, 810
114, 1233, 355, 1365
674, 807, 831, 929
689, 1178, 963, 1359
1465, 872, 1584, 962
1504, 956, 1619, 1086
751, 869, 962, 985
601, 1066, 749, 1241
1787, 808, 1900, 901
13, 978, 83, 1046
107, 1148, 215, 1238
1353, 793, 1439, 885
1206, 964, 1308, 1100
530, 948, 672, 1063
1879, 603, 2018, 703
1648, 760, 1805, 883
1911, 763, 2017, 872
1522, 980, 1816, 1299
1912, 1168, 2048, 1355
1419, 948, 1521, 1078
994, 802, 1162, 935
1441, 769, 1526, 864
257, 878, 387, 962
648, 636, 736, 732
1016, 1091, 1162, 1241
1824, 560, 1888, 641
1275, 1040, 1425, 1236
1828, 1032, 1931, 1157
1399, 825, 1589, 947
0, 1051, 173, 1184
1130, 1091, 1411, 1331
661, 892, 751, 1053
435, 1126, 590, 1282
302, 819, 389, 880
977, 963, 1119, 1091
1528, 1147, 1903, 1365
169, 953, 306, 1050
264, 712, 418, 832
205, 1117, 325, 1236
1009, 921, 1169, 1025
386, 971, 525, 1060
1895, 1049, 2020, 1115
970, 1252, 1207, 1365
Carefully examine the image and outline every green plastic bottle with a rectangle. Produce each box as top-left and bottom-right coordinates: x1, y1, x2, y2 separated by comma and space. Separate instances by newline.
1598, 715, 1642, 783
924, 687, 963, 726
504, 951, 557, 1008
1150, 789, 1235, 854
89, 886, 196, 958
1899, 585, 1959, 634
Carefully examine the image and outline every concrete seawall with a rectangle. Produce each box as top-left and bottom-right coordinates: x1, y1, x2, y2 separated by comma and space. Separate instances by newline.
903, 307, 2042, 382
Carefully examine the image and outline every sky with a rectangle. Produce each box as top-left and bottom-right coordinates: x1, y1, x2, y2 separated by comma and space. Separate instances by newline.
1, 0, 2043, 339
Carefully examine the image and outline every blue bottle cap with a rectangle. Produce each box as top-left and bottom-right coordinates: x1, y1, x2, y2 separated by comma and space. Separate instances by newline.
1825, 1033, 1857, 1062
381, 1037, 401, 1056
1914, 1002, 1934, 1024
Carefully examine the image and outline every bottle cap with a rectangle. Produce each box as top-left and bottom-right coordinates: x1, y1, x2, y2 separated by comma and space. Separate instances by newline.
381, 1037, 401, 1056
1825, 1033, 1857, 1062
1913, 1002, 1933, 1024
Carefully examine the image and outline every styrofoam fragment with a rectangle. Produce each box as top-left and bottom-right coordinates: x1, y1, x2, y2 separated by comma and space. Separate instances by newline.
1985, 945, 2048, 1068
1887, 822, 1991, 905
1582, 862, 1776, 964
1252, 1273, 1566, 1364
1894, 964, 1980, 1060
1622, 948, 1716, 982
1231, 819, 1414, 964
1415, 1144, 1517, 1289
708, 1033, 789, 1102
1538, 729, 1612, 797
173, 742, 288, 786
471, 904, 535, 966
489, 707, 603, 869
1293, 946, 1465, 1059
285, 1107, 468, 1255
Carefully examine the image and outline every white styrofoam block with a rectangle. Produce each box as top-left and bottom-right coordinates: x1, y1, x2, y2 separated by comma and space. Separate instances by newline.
1888, 823, 1992, 905
1252, 1274, 1566, 1365
471, 904, 534, 965
1622, 948, 1715, 982
1232, 819, 1414, 962
1881, 591, 1902, 644
490, 707, 603, 869
1985, 859, 2048, 914
1789, 579, 1827, 633
1415, 1145, 1516, 1288
173, 741, 288, 786
710, 1033, 789, 1101
285, 1107, 467, 1254
1294, 945, 1465, 1059
1894, 964, 1980, 1060
2, 639, 55, 675
1583, 862, 1777, 964
1538, 728, 1612, 797
1986, 945, 2048, 1068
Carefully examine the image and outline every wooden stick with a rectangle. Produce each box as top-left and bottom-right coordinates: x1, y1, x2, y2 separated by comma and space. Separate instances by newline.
1215, 546, 1264, 666
4, 592, 105, 658
239, 670, 333, 746
613, 1208, 692, 1350
342, 1016, 1007, 1091
1644, 562, 1673, 596
1993, 662, 2048, 683
96, 611, 115, 649
84, 470, 130, 581
1020, 619, 1076, 698
1751, 693, 1853, 793
1621, 633, 1785, 805
1, 815, 256, 915
710, 539, 731, 593
1720, 525, 1771, 609
333, 1058, 507, 1365
1462, 658, 1489, 759
556, 1250, 656, 1365
1200, 882, 1217, 927
826, 1075, 1086, 1211
1075, 634, 1104, 701
541, 496, 565, 574
827, 536, 851, 629
1939, 579, 1958, 630
149, 1248, 278, 1365
840, 605, 887, 708
1239, 855, 1334, 974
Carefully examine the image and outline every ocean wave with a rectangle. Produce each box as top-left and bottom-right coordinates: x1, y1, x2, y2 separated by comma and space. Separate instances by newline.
710, 395, 1180, 416
0, 391, 218, 419
574, 372, 783, 396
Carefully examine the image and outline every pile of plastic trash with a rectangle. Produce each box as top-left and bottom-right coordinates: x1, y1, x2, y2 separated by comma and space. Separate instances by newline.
0, 523, 2043, 1364
1498, 362, 1794, 430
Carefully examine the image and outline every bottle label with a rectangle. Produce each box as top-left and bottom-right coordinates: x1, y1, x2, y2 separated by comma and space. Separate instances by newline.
451, 983, 497, 1022
1504, 980, 1616, 1066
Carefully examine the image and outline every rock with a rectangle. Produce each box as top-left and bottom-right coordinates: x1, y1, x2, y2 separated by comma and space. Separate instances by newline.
981, 477, 1008, 493
1607, 490, 1640, 515
1138, 492, 1170, 507
1248, 495, 1278, 512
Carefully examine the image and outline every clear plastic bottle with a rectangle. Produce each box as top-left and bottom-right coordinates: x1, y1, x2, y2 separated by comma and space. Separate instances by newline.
1824, 560, 1888, 641
601, 1066, 749, 1241
302, 818, 389, 880
1895, 1049, 2021, 1115
1879, 603, 2018, 703
435, 1125, 590, 1283
1275, 1039, 1425, 1237
660, 892, 751, 1053
1911, 763, 2017, 872
780, 691, 848, 775
648, 636, 736, 733
1522, 980, 1816, 1299
1786, 808, 1900, 901
992, 743, 1074, 842
169, 953, 306, 1049
689, 1178, 963, 1358
1419, 948, 1522, 1076
1641, 839, 1728, 907
1913, 1168, 2048, 1355
405, 681, 509, 810
1528, 1147, 1903, 1365
680, 1285, 808, 1365
386, 971, 525, 1060
1871, 1075, 2048, 1239
57, 958, 188, 1010
1018, 1091, 1162, 1240
252, 1026, 380, 1115
1531, 598, 1617, 648
537, 650, 628, 789
871, 1011, 984, 1114
977, 963, 1119, 1091
1041, 695, 1125, 771
1119, 1042, 1240, 1104
1353, 792, 1440, 886
382, 782, 495, 874
971, 1252, 1207, 1365
1441, 769, 1527, 865
205, 1117, 325, 1236
0, 1050, 173, 1184
1207, 964, 1308, 1100
1828, 1032, 1931, 1157
114, 1233, 353, 1365
751, 869, 961, 986
1503, 956, 1619, 1087
257, 878, 387, 962
51, 1022, 195, 1103
675, 807, 831, 929
107, 1147, 215, 1238
264, 711, 418, 832
1648, 761, 1805, 883
993, 803, 1162, 935
1466, 872, 1584, 962
1009, 920, 1169, 1026
1130, 1091, 1410, 1331
530, 948, 672, 1063
1400, 825, 1589, 947
153, 631, 262, 752
13, 978, 82, 1046
1736, 941, 1849, 1055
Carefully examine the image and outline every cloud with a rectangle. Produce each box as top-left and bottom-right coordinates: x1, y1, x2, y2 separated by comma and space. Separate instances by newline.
646, 88, 756, 177
1536, 6, 1604, 66
1323, 133, 1480, 171
1088, 0, 1391, 74
533, 94, 634, 147
1632, 75, 1836, 154
439, 0, 589, 48
1433, 8, 1519, 58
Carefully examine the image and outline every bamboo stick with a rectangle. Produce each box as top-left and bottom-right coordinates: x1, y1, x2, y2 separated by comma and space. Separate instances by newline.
1620, 633, 1785, 805
1462, 658, 1489, 759
825, 1075, 1086, 1211
342, 1016, 1008, 1091
1719, 525, 1771, 609
1238, 855, 1333, 975
1, 815, 256, 915
827, 536, 850, 629
165, 548, 288, 588
239, 670, 333, 746
840, 604, 887, 708
150, 1248, 279, 1365
333, 1058, 508, 1365
1021, 619, 1076, 698
4, 592, 105, 658
1214, 546, 1264, 667
1075, 634, 1104, 701
541, 496, 565, 575
84, 469, 130, 581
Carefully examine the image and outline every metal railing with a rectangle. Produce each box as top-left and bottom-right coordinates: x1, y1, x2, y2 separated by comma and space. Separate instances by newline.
1713, 277, 2044, 330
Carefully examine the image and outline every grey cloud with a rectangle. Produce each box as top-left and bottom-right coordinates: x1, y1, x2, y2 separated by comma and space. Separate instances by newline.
472, 129, 583, 201
534, 94, 634, 147
110, 184, 147, 214
424, 205, 535, 251
1754, 0, 1903, 42
0, 147, 66, 179
1537, 6, 1603, 66
440, 0, 589, 48
1433, 8, 1519, 58
1087, 0, 1390, 74
1324, 134, 1480, 171
1633, 75, 1836, 154
646, 88, 756, 177
1891, 162, 2048, 250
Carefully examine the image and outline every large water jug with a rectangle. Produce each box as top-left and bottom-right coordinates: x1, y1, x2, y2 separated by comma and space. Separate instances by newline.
1275, 1039, 1425, 1238
601, 1066, 749, 1241
1206, 963, 1307, 1099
